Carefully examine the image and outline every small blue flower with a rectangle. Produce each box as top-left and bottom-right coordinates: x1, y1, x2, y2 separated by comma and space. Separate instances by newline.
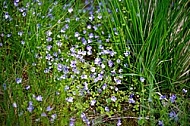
22, 12, 26, 17
81, 74, 88, 79
170, 94, 176, 103
90, 67, 96, 72
108, 60, 114, 67
46, 30, 52, 36
105, 106, 109, 112
158, 120, 164, 126
64, 85, 70, 91
27, 102, 34, 113
36, 95, 43, 101
68, 8, 73, 13
25, 85, 30, 90
50, 114, 57, 122
89, 33, 94, 38
114, 77, 121, 84
56, 41, 62, 47
3, 83, 7, 90
169, 111, 178, 121
117, 119, 122, 126
66, 97, 73, 102
140, 77, 145, 82
46, 106, 53, 112
18, 31, 23, 36
46, 45, 52, 51
74, 32, 80, 38
90, 99, 96, 106
46, 37, 52, 42
129, 98, 135, 103
159, 95, 166, 100
182, 89, 187, 93
12, 102, 17, 108
111, 96, 117, 102
41, 112, 47, 117
16, 78, 22, 84
21, 40, 25, 45
69, 118, 75, 126
102, 83, 107, 90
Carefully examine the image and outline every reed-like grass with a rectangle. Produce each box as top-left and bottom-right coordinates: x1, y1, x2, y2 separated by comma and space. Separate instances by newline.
0, 0, 189, 125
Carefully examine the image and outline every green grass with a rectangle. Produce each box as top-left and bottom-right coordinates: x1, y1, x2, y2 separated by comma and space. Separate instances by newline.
0, 0, 189, 126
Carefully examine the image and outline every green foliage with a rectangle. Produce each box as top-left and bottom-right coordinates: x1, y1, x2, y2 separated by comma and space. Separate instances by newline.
0, 0, 189, 126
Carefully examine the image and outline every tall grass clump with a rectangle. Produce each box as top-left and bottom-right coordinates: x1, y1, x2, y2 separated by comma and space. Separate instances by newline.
0, 0, 189, 126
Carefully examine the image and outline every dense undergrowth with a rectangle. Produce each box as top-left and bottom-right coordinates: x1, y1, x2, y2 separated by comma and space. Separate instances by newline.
0, 0, 189, 126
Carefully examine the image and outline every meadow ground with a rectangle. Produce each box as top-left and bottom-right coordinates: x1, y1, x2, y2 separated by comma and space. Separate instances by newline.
0, 0, 189, 126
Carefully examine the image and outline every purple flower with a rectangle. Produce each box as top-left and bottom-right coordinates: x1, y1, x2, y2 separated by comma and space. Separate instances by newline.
158, 120, 164, 126
86, 45, 92, 51
97, 74, 103, 80
22, 12, 26, 17
111, 96, 117, 102
116, 59, 121, 64
21, 40, 25, 45
46, 106, 53, 111
81, 113, 90, 125
182, 89, 187, 93
57, 63, 63, 71
81, 38, 87, 45
118, 69, 123, 73
41, 112, 47, 117
70, 60, 77, 68
51, 114, 57, 121
89, 14, 94, 21
27, 102, 34, 113
169, 111, 178, 121
87, 25, 91, 29
56, 41, 62, 47
25, 85, 30, 90
89, 33, 94, 38
140, 77, 145, 82
46, 45, 52, 51
64, 85, 70, 91
114, 77, 121, 84
66, 97, 73, 102
124, 51, 130, 57
36, 95, 43, 101
159, 95, 166, 100
117, 119, 122, 126
84, 82, 88, 90
102, 83, 107, 90
108, 60, 114, 67
105, 106, 109, 112
13, 102, 17, 108
129, 98, 135, 103
90, 67, 96, 72
74, 32, 80, 37
170, 94, 176, 103
69, 118, 75, 126
18, 31, 23, 36
7, 33, 12, 38
3, 83, 6, 90
46, 30, 52, 36
44, 68, 50, 73
16, 78, 22, 84
46, 37, 52, 42
101, 64, 105, 69
46, 54, 52, 60
81, 74, 87, 79
90, 99, 96, 106
68, 8, 73, 13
